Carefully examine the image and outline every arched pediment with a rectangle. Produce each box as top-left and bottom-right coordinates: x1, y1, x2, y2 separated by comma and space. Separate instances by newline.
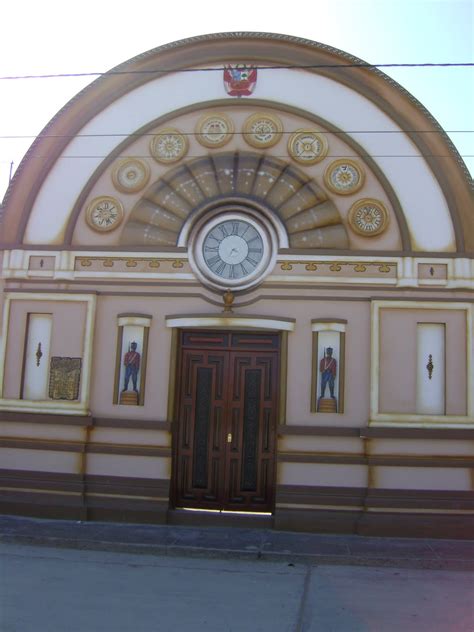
1, 32, 471, 253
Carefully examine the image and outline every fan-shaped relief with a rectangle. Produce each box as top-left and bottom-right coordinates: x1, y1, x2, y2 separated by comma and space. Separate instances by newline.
120, 152, 349, 249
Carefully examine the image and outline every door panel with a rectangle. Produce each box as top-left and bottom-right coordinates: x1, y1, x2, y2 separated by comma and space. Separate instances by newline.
175, 350, 228, 508
224, 353, 278, 510
173, 331, 279, 513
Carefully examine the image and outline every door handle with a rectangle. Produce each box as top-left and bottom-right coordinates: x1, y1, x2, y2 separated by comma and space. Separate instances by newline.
227, 433, 232, 443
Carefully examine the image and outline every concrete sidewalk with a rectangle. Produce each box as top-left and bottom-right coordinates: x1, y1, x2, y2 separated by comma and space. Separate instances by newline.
1, 515, 473, 571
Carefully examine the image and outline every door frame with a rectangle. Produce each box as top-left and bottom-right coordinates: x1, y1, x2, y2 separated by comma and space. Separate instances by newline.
167, 323, 291, 513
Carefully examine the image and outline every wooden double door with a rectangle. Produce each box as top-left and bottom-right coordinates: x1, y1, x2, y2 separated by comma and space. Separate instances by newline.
172, 330, 280, 513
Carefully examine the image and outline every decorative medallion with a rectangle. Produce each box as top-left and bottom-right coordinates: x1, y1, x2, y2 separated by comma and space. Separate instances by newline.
223, 65, 257, 97
324, 159, 364, 195
86, 196, 124, 232
195, 113, 234, 148
348, 198, 389, 237
243, 113, 283, 148
288, 129, 328, 165
149, 128, 188, 164
112, 158, 150, 193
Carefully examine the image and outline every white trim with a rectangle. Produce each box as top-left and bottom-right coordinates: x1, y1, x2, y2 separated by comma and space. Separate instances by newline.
117, 316, 152, 328
0, 399, 90, 415
3, 250, 473, 289
165, 315, 295, 331
311, 322, 346, 333
269, 274, 398, 286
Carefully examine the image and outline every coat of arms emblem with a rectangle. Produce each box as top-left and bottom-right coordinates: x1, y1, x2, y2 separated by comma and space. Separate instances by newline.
223, 64, 257, 97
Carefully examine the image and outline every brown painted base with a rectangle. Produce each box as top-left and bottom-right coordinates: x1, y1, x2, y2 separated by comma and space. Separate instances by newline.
119, 390, 139, 405
2, 471, 473, 539
274, 508, 474, 540
317, 397, 337, 413
0, 470, 169, 525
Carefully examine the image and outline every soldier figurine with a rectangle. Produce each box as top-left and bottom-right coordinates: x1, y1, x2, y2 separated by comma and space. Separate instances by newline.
122, 341, 140, 393
319, 347, 337, 399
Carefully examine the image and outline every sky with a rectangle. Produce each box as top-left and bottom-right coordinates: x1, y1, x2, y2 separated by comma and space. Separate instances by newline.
0, 0, 472, 202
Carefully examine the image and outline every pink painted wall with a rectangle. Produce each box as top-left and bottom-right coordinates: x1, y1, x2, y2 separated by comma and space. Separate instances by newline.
379, 308, 467, 415
3, 300, 87, 399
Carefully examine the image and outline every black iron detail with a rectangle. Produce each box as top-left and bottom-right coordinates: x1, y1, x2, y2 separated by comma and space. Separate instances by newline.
192, 368, 212, 489
241, 369, 261, 491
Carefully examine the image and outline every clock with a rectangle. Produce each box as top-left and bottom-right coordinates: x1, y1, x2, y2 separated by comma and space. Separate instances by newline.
189, 211, 277, 291
86, 196, 124, 232
348, 198, 389, 236
288, 129, 328, 165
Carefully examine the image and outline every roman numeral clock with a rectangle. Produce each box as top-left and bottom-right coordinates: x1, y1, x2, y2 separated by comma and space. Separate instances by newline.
188, 210, 278, 292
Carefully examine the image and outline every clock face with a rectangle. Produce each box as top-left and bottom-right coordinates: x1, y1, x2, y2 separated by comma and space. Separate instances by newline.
202, 219, 264, 280
86, 196, 124, 232
190, 211, 276, 291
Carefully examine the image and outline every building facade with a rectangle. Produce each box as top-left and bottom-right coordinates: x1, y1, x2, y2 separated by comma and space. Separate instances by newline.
1, 33, 473, 537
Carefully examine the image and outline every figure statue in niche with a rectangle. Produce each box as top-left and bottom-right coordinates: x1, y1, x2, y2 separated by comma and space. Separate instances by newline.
122, 341, 140, 393
318, 347, 337, 413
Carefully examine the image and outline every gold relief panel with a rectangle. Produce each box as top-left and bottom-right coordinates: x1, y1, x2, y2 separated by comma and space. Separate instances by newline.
348, 199, 389, 237
85, 196, 124, 232
49, 357, 82, 400
195, 113, 234, 148
287, 129, 329, 165
242, 112, 283, 148
324, 159, 365, 195
277, 260, 397, 278
74, 256, 188, 273
149, 127, 189, 164
112, 158, 151, 194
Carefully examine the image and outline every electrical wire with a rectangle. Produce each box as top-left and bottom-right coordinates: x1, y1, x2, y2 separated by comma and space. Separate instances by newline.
0, 130, 473, 140
5, 153, 472, 160
1, 62, 473, 81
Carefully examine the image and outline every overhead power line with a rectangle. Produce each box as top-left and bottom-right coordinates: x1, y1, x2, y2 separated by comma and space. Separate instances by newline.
1, 62, 473, 81
1, 130, 473, 140
8, 153, 473, 160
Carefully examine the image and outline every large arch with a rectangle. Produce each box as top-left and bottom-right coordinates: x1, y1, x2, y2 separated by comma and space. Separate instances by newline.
1, 32, 472, 253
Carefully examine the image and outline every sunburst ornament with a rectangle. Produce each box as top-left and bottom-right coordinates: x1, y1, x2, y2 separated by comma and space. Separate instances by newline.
324, 159, 365, 195
150, 128, 188, 164
348, 198, 389, 236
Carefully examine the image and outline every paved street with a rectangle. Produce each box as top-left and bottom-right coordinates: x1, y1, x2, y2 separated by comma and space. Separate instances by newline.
1, 542, 473, 631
